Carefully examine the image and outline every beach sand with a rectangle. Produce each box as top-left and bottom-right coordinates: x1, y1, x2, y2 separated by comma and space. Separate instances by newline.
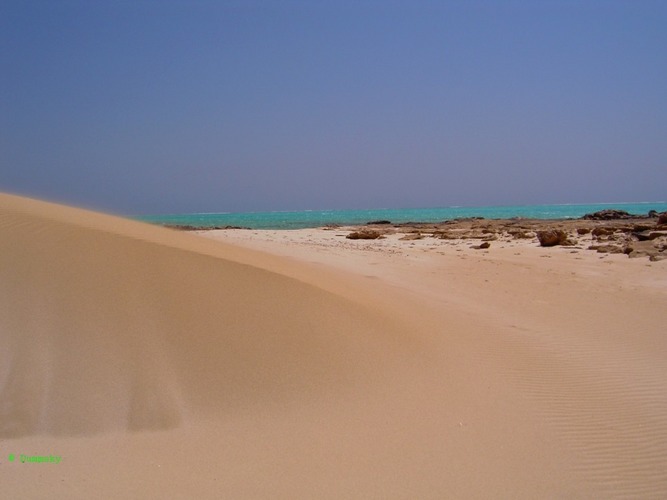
2, 193, 666, 498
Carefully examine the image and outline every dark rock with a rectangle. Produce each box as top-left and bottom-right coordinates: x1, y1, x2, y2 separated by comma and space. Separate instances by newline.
346, 230, 383, 240
537, 230, 569, 247
472, 241, 491, 250
658, 212, 667, 225
577, 228, 591, 235
366, 220, 392, 225
582, 209, 635, 220
648, 210, 658, 218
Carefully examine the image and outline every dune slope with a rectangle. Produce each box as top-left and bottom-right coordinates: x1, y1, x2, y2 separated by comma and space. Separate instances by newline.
0, 193, 412, 438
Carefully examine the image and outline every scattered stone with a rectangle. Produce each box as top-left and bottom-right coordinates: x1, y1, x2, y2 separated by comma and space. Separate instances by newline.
537, 230, 569, 247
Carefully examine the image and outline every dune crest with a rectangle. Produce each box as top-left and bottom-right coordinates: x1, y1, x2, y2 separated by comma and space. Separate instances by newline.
0, 193, 407, 437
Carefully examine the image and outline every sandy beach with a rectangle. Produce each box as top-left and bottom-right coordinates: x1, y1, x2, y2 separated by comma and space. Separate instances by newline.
2, 193, 667, 498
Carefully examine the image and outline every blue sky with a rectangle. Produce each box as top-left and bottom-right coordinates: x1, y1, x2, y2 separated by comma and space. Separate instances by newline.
1, 0, 666, 215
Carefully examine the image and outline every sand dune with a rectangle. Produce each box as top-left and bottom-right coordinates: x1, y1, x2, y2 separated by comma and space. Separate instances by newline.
0, 193, 415, 437
2, 193, 666, 497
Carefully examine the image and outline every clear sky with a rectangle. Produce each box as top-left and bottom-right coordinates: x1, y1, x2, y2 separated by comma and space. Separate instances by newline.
1, 1, 666, 215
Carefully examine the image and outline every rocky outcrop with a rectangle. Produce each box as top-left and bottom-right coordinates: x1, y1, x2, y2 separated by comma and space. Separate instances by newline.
346, 230, 383, 240
582, 209, 635, 220
537, 230, 570, 247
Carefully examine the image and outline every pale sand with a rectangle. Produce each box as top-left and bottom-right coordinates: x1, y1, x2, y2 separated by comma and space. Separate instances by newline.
1, 194, 666, 498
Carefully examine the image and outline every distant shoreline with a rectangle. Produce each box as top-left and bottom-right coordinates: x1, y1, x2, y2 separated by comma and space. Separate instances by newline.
137, 202, 667, 231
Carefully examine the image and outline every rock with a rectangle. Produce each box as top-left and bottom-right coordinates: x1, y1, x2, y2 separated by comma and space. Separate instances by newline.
576, 228, 591, 235
634, 230, 667, 241
648, 210, 658, 218
590, 244, 624, 254
633, 223, 654, 232
649, 254, 667, 262
472, 241, 491, 250
658, 212, 667, 225
399, 233, 423, 241
582, 209, 634, 220
591, 227, 612, 237
433, 231, 458, 240
346, 230, 383, 240
536, 229, 569, 247
628, 250, 650, 259
366, 220, 392, 225
508, 229, 534, 239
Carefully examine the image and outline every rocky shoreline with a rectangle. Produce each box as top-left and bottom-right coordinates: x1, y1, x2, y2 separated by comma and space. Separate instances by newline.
171, 209, 667, 261
341, 210, 667, 261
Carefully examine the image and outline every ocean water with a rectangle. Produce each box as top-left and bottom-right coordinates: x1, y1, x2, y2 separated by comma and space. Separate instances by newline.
137, 202, 667, 230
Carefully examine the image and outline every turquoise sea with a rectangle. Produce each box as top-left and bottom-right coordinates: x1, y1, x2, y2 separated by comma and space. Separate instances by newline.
137, 202, 667, 230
